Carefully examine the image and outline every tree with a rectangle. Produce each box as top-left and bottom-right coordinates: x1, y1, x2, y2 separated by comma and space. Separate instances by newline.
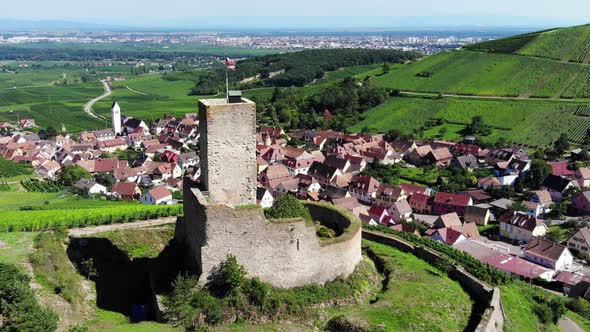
528, 160, 552, 189
384, 129, 401, 142
466, 115, 491, 136
42, 126, 58, 140
553, 133, 570, 156
264, 194, 312, 222
509, 201, 527, 212
94, 172, 114, 189
57, 165, 91, 187
383, 62, 391, 73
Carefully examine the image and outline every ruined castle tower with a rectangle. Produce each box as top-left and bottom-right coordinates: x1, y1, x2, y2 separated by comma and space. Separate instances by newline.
176, 93, 361, 288
198, 95, 257, 207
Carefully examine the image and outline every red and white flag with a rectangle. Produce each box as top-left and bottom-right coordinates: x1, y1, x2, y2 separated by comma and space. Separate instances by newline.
226, 57, 236, 71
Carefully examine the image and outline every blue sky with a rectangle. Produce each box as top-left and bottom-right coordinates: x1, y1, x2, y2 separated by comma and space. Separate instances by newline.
2, 0, 590, 28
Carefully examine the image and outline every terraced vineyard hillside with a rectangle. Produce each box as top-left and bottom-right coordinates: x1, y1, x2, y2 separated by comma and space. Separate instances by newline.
375, 24, 590, 99
351, 96, 590, 147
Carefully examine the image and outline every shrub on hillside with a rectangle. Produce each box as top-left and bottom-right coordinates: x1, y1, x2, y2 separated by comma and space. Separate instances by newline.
0, 263, 58, 331
264, 194, 312, 222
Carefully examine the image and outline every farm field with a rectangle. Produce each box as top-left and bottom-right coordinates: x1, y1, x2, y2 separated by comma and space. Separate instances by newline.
351, 96, 590, 147
372, 50, 590, 98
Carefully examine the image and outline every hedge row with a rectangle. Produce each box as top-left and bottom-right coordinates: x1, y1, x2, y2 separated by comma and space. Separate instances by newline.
0, 204, 182, 232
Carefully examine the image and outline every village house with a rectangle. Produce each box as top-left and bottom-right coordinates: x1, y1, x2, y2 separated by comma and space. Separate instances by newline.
524, 237, 574, 271
388, 199, 413, 223
112, 182, 141, 201
256, 187, 275, 208
96, 138, 128, 153
574, 167, 590, 188
541, 174, 577, 202
432, 227, 466, 246
433, 192, 473, 216
549, 161, 576, 179
434, 212, 462, 229
572, 191, 590, 215
523, 201, 544, 218
567, 227, 590, 259
92, 129, 116, 141
282, 157, 315, 176
464, 205, 491, 226
453, 154, 479, 171
348, 175, 380, 203
307, 161, 342, 187
374, 184, 404, 207
531, 190, 553, 209
366, 206, 394, 226
177, 152, 198, 170
332, 197, 365, 217
74, 178, 107, 195
409, 192, 432, 214
477, 176, 500, 190
554, 272, 590, 297
36, 160, 61, 178
499, 211, 548, 242
19, 118, 36, 129
259, 164, 292, 187
140, 186, 172, 205
127, 132, 150, 148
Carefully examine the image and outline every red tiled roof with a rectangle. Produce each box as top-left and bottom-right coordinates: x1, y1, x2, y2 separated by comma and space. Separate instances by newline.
435, 227, 464, 245
147, 186, 171, 201
112, 182, 139, 197
434, 192, 471, 207
549, 161, 576, 177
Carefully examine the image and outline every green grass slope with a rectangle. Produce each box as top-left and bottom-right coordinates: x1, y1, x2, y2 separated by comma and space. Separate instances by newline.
372, 50, 590, 98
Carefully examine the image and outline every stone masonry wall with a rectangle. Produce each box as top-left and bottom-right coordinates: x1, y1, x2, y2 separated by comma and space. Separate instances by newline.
198, 99, 257, 207
178, 188, 362, 288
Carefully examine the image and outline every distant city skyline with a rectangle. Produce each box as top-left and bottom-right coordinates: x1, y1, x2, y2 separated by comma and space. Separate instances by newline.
1, 0, 589, 29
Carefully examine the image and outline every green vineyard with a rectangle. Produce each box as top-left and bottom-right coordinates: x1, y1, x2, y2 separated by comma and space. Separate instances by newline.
351, 96, 590, 147
0, 204, 182, 232
20, 179, 62, 193
0, 182, 10, 191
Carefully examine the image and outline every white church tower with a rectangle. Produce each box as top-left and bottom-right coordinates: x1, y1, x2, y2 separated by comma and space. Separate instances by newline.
111, 101, 122, 134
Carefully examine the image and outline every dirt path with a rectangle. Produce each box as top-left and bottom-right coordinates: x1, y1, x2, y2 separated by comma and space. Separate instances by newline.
125, 85, 149, 95
68, 217, 177, 237
82, 80, 110, 120
400, 90, 583, 102
559, 316, 584, 332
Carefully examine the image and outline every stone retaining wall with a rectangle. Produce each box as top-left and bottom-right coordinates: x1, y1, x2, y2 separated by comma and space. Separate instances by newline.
362, 230, 504, 332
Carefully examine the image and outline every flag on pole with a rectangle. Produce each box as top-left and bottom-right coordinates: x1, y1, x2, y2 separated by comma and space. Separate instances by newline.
226, 57, 236, 71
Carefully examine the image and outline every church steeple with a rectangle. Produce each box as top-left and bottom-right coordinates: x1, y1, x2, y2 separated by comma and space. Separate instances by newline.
111, 101, 122, 134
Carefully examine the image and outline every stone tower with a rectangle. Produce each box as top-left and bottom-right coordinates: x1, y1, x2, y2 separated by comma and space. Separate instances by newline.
198, 97, 256, 207
111, 101, 122, 134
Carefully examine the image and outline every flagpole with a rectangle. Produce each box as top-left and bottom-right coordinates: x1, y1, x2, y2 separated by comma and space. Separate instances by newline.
226, 67, 229, 102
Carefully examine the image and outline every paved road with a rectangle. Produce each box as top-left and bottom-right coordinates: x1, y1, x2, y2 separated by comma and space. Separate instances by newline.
559, 316, 584, 332
68, 217, 177, 237
400, 90, 582, 102
82, 79, 110, 120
